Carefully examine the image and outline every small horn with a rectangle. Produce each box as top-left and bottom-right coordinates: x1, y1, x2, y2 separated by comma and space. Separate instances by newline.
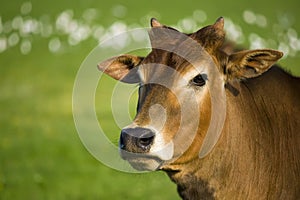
151, 18, 163, 27
213, 17, 224, 30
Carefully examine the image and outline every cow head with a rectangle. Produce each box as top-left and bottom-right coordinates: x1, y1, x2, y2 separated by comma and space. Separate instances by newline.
98, 17, 283, 171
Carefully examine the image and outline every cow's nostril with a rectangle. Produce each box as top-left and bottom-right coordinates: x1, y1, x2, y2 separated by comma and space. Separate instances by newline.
120, 127, 155, 152
137, 135, 155, 149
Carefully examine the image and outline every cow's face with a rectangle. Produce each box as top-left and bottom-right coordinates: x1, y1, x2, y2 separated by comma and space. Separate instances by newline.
98, 18, 283, 171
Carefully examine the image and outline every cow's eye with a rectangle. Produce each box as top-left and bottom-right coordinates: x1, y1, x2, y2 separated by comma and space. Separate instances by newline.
191, 74, 206, 87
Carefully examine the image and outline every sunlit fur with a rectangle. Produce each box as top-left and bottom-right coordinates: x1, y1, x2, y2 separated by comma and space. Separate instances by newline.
98, 18, 300, 199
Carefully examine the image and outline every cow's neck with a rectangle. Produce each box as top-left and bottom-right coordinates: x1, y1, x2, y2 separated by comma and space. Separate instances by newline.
162, 142, 237, 200
160, 93, 239, 199
164, 166, 215, 200
162, 119, 259, 199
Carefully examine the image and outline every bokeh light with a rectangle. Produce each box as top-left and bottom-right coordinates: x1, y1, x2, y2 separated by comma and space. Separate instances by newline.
0, 3, 299, 59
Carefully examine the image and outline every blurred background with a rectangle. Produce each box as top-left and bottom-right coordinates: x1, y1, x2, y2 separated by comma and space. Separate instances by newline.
0, 0, 299, 199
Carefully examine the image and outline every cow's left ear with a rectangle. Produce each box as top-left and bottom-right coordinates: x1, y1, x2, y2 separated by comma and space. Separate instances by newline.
225, 49, 283, 80
97, 54, 144, 83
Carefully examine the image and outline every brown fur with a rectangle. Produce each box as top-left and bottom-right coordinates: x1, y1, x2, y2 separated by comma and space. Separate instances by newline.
98, 18, 300, 199
162, 66, 300, 199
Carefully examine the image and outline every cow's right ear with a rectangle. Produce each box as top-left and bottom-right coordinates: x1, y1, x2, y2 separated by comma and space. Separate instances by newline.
97, 54, 144, 83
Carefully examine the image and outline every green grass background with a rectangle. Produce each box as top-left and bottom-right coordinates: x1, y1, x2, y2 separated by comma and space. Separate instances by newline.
1, 0, 299, 199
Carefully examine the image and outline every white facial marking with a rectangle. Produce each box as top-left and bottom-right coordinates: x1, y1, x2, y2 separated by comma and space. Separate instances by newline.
147, 104, 174, 160
151, 140, 174, 160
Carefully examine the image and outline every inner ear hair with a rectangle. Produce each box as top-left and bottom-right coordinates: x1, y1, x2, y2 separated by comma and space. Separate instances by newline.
117, 55, 144, 69
226, 49, 283, 80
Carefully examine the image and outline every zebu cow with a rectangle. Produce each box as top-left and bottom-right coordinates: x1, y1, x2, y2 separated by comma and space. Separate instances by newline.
98, 17, 300, 199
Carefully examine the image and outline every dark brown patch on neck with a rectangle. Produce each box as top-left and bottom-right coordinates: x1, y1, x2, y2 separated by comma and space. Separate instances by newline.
165, 170, 215, 200
225, 82, 240, 96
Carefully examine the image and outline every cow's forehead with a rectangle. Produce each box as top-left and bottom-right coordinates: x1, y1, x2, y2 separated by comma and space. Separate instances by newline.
139, 50, 191, 83
143, 49, 189, 69
141, 46, 215, 74
138, 51, 215, 88
137, 26, 223, 84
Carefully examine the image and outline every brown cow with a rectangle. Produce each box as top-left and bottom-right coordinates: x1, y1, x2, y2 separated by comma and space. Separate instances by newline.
98, 17, 300, 199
